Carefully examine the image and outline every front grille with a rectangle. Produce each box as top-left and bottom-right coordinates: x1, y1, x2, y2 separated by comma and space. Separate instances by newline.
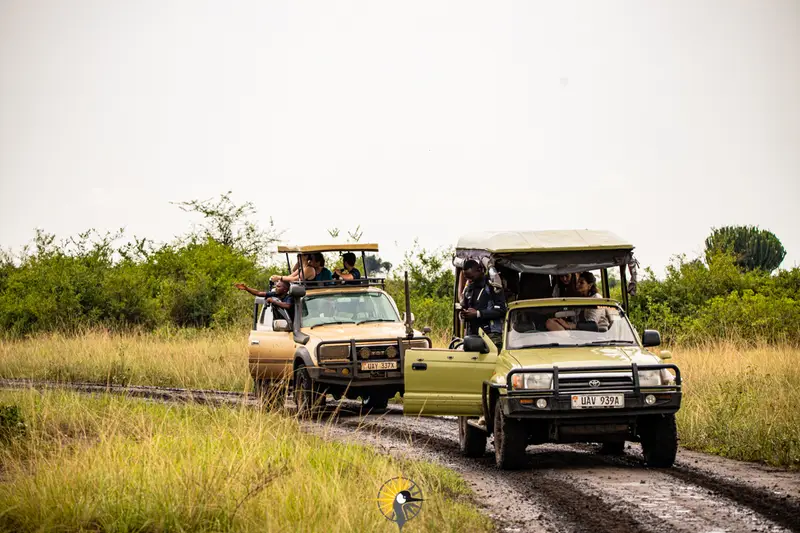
558, 374, 633, 392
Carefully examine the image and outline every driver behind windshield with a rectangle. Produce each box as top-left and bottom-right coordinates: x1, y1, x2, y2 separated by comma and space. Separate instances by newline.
459, 259, 507, 348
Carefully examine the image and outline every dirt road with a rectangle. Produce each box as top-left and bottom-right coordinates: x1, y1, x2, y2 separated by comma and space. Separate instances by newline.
3, 379, 798, 533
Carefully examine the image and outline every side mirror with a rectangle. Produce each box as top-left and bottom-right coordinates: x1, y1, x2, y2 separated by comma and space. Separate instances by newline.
463, 335, 488, 354
402, 312, 415, 324
642, 329, 661, 347
422, 326, 432, 334
288, 284, 306, 298
273, 319, 292, 332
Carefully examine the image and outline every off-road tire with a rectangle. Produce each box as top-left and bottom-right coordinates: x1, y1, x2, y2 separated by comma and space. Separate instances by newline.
640, 414, 678, 468
599, 441, 626, 456
294, 364, 324, 415
458, 416, 487, 458
361, 393, 389, 413
253, 378, 285, 408
493, 401, 527, 470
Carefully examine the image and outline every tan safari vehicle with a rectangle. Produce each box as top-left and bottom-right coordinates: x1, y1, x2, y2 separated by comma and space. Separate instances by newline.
403, 230, 682, 469
248, 243, 431, 413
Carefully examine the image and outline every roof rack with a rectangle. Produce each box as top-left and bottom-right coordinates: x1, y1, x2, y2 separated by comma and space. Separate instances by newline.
295, 278, 386, 290
278, 243, 379, 253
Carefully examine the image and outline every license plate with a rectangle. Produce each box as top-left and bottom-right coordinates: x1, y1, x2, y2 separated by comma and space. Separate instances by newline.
360, 361, 398, 371
571, 394, 624, 409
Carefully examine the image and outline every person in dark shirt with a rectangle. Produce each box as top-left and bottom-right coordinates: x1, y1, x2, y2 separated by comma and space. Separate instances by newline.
309, 253, 333, 283
235, 279, 295, 322
333, 252, 362, 284
459, 259, 507, 348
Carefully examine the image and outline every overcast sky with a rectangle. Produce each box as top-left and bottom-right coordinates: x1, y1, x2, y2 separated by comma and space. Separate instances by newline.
1, 0, 798, 274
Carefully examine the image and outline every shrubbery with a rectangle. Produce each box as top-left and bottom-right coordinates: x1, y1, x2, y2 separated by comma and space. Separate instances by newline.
629, 253, 800, 345
0, 231, 278, 336
1, 204, 798, 347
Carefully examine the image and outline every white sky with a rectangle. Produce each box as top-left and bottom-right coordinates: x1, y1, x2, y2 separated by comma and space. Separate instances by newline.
1, 0, 798, 274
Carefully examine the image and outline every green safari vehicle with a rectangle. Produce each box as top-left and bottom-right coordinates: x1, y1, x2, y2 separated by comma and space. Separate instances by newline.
403, 230, 682, 469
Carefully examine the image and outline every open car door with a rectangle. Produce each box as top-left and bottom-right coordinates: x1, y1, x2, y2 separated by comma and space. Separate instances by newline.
403, 329, 498, 416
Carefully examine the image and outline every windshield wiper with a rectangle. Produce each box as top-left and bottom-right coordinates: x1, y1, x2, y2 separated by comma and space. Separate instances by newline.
583, 340, 637, 346
516, 343, 566, 349
355, 318, 396, 325
309, 321, 351, 329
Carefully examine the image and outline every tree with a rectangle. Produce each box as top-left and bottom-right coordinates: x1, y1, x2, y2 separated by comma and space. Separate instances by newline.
173, 192, 282, 261
704, 226, 786, 273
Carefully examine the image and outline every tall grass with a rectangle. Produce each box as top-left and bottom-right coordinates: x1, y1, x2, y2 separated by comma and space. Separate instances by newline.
0, 389, 491, 532
674, 342, 800, 468
0, 329, 249, 391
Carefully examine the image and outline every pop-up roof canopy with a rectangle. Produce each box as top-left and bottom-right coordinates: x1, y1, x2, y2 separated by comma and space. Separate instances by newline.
277, 243, 379, 254
456, 230, 632, 253
455, 230, 635, 275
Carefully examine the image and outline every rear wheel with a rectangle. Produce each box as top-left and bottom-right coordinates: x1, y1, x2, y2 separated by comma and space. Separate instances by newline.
599, 441, 626, 455
253, 378, 285, 408
493, 401, 527, 470
640, 414, 678, 467
458, 416, 487, 457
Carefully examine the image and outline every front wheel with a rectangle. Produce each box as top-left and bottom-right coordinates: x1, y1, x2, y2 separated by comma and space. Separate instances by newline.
294, 364, 325, 415
458, 416, 487, 458
361, 392, 389, 413
493, 401, 527, 470
599, 441, 626, 456
640, 414, 678, 468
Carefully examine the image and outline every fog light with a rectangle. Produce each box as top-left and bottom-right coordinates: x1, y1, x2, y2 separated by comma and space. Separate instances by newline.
536, 399, 547, 409
341, 368, 350, 376
385, 346, 397, 358
645, 394, 656, 405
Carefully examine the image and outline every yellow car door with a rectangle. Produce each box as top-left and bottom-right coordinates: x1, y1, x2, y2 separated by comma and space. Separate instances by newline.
248, 303, 296, 382
403, 330, 498, 416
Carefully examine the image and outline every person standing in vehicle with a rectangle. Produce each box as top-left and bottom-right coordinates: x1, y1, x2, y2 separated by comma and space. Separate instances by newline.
333, 252, 362, 284
309, 252, 333, 282
235, 279, 295, 322
459, 259, 507, 348
270, 254, 315, 283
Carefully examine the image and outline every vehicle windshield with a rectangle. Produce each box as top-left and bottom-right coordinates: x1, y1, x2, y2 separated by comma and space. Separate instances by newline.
505, 305, 638, 349
301, 292, 399, 328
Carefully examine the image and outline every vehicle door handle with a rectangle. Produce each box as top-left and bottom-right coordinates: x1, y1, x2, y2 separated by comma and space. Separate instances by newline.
470, 356, 478, 360
447, 355, 454, 360
250, 340, 260, 345
411, 363, 427, 371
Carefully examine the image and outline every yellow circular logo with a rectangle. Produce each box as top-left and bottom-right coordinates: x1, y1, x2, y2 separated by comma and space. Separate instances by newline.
376, 477, 424, 531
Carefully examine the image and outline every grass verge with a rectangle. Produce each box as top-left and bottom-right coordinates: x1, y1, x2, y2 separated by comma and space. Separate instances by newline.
0, 329, 249, 391
0, 389, 491, 532
673, 342, 800, 468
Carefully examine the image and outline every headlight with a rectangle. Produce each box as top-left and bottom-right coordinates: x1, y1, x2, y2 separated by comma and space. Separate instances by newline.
318, 344, 350, 362
638, 370, 662, 387
511, 372, 553, 390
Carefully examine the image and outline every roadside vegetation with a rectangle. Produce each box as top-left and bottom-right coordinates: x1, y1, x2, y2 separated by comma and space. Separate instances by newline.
1, 194, 798, 470
0, 389, 492, 533
674, 342, 800, 468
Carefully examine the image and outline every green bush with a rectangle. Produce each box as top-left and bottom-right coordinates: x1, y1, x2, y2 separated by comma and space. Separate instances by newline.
629, 253, 800, 345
